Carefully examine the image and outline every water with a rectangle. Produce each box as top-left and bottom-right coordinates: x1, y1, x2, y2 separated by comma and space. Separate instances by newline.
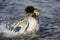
0, 0, 60, 40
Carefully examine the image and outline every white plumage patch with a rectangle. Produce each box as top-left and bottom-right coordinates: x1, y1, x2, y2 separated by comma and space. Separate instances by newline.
26, 17, 39, 32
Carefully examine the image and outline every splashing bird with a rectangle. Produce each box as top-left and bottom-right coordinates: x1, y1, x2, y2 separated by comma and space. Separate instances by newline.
9, 6, 40, 38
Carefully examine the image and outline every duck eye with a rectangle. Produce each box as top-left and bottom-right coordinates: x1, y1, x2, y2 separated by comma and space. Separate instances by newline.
14, 26, 21, 32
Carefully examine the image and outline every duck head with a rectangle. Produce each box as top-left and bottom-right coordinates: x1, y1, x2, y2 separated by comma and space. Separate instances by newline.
25, 6, 40, 20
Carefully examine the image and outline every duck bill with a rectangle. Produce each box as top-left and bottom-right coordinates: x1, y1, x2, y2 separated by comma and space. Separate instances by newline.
34, 10, 40, 15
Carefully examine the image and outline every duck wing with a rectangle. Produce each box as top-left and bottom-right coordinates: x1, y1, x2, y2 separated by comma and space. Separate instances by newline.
9, 18, 28, 32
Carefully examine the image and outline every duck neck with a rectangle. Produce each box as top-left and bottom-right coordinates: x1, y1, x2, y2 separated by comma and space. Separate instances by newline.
26, 13, 39, 22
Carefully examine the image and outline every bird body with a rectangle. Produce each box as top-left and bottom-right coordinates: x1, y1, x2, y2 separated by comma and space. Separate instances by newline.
9, 16, 39, 34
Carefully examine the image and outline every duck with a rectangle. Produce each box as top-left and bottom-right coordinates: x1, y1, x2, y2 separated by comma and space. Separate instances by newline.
9, 6, 40, 38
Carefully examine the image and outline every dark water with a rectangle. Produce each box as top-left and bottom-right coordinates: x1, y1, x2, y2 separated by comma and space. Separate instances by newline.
0, 0, 60, 40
